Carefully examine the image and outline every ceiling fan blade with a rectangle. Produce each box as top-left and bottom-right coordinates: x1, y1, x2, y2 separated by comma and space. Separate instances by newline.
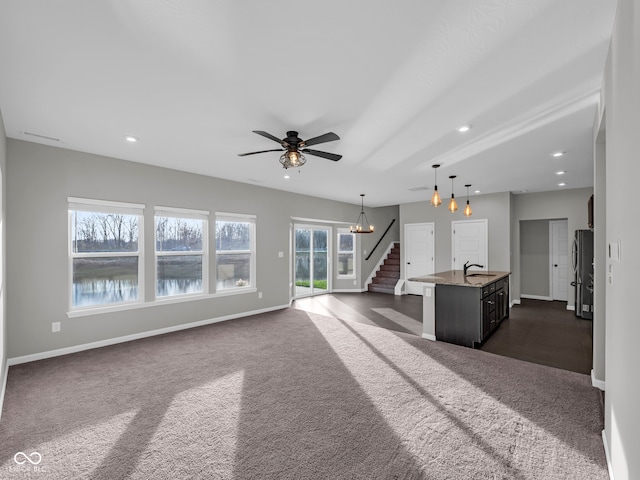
302, 132, 340, 147
301, 149, 342, 162
253, 130, 286, 146
237, 148, 283, 157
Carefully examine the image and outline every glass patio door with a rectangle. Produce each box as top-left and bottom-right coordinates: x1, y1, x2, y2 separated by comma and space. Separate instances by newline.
294, 226, 330, 297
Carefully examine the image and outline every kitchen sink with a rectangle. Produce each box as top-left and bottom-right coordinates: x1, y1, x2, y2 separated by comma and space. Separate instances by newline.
465, 273, 496, 277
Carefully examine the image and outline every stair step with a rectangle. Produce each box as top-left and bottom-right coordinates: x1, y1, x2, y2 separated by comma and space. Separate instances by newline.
372, 276, 399, 286
368, 284, 395, 294
380, 265, 400, 273
384, 258, 400, 265
376, 269, 400, 278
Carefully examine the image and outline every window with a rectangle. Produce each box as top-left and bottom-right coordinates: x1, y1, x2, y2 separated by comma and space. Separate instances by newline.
337, 229, 356, 277
69, 198, 144, 309
155, 207, 208, 298
215, 214, 255, 291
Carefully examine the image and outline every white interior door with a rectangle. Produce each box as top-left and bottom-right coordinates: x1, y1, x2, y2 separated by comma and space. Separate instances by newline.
551, 219, 569, 301
405, 223, 434, 295
452, 219, 488, 271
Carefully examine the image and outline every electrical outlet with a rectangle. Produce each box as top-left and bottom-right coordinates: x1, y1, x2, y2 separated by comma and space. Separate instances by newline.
258, 292, 263, 299
52, 322, 61, 333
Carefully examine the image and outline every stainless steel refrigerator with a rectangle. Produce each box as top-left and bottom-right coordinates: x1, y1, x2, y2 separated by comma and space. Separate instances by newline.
572, 229, 594, 319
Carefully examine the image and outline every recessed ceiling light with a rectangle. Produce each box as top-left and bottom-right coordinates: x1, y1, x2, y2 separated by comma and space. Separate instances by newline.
551, 151, 564, 157
556, 170, 566, 175
457, 124, 472, 133
474, 190, 481, 194
284, 174, 290, 179
558, 182, 567, 187
125, 135, 138, 143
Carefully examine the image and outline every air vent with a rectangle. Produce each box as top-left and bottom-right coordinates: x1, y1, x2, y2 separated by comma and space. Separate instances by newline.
408, 185, 430, 192
23, 131, 61, 142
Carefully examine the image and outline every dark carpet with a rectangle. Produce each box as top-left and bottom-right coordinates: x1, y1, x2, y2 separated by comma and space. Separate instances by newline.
0, 308, 607, 479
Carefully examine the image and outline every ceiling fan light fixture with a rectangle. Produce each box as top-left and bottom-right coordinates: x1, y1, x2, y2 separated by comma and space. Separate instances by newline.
280, 151, 306, 169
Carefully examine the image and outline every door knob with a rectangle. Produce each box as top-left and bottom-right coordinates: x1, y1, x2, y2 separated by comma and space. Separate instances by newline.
554, 264, 558, 267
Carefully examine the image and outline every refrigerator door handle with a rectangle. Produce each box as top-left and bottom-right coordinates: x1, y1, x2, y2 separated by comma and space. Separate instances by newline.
571, 238, 578, 274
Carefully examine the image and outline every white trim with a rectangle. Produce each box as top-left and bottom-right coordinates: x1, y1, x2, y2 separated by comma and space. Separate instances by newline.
0, 362, 8, 422
67, 288, 258, 318
591, 369, 606, 391
566, 304, 575, 311
68, 196, 145, 211
521, 294, 553, 301
290, 216, 349, 225
155, 205, 209, 216
602, 430, 615, 480
511, 298, 521, 306
394, 279, 405, 296
365, 241, 397, 289
421, 333, 436, 341
15, 303, 288, 366
216, 212, 256, 221
332, 288, 364, 293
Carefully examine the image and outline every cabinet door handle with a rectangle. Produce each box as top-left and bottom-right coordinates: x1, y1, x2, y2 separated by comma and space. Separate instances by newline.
487, 301, 495, 305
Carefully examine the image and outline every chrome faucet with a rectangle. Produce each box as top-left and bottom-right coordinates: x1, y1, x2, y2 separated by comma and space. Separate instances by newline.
463, 261, 484, 276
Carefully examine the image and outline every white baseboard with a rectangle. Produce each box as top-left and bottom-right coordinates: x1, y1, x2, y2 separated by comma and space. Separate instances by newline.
7, 304, 289, 367
591, 369, 606, 391
566, 305, 575, 311
511, 299, 521, 307
0, 362, 8, 422
602, 430, 615, 480
421, 333, 436, 341
521, 294, 553, 301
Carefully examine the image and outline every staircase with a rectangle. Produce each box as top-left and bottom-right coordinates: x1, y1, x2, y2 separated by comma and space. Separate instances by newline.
368, 242, 401, 294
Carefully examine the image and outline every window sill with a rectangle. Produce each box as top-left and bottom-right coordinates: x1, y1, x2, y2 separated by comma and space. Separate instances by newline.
67, 287, 258, 318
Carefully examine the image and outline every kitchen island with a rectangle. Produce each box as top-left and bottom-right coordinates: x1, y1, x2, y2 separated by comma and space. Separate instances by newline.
409, 270, 510, 348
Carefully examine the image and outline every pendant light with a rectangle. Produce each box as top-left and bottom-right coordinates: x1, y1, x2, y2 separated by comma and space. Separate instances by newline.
448, 175, 458, 213
350, 194, 374, 234
430, 164, 442, 207
463, 184, 473, 217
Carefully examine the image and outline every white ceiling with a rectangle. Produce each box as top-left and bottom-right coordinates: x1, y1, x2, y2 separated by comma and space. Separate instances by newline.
0, 0, 618, 207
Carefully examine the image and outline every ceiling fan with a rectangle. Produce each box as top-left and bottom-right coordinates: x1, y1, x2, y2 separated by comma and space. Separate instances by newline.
238, 130, 342, 169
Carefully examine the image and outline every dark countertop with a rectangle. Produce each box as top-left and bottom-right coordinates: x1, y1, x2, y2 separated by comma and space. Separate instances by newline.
409, 270, 510, 288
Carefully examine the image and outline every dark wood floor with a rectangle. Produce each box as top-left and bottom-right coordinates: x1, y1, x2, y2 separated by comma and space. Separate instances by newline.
293, 293, 593, 375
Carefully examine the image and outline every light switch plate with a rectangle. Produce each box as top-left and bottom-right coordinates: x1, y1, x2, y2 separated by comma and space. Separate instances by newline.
52, 322, 61, 333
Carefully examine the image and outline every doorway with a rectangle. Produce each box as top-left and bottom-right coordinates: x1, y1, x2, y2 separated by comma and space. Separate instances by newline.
294, 225, 331, 298
404, 222, 434, 295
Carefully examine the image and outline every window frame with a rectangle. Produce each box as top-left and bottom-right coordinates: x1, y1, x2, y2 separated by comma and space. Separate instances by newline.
215, 212, 256, 293
154, 206, 209, 300
68, 197, 145, 313
336, 228, 356, 279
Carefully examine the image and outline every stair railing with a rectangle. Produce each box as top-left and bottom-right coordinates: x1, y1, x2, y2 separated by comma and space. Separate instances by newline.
365, 219, 396, 261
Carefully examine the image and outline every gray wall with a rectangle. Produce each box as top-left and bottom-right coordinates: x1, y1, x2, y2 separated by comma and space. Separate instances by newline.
5, 139, 398, 358
0, 110, 6, 401
510, 187, 592, 309
519, 220, 550, 298
602, 1, 640, 477
399, 191, 512, 279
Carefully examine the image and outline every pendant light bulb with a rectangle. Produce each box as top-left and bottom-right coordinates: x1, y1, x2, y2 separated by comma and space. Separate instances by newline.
430, 164, 442, 207
463, 184, 473, 217
448, 175, 458, 213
